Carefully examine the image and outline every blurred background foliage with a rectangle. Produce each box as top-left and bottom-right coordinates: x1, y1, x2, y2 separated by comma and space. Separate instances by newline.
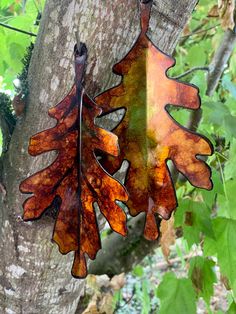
0, 0, 44, 153
0, 0, 44, 91
1, 0, 236, 313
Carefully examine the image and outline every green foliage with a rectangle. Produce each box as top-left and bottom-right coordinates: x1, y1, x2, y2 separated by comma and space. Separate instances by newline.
0, 92, 16, 132
227, 302, 236, 314
156, 272, 197, 314
174, 200, 213, 247
212, 218, 236, 296
189, 256, 217, 305
136, 279, 151, 314
224, 140, 236, 180
15, 42, 34, 98
0, 0, 44, 91
132, 265, 144, 277
114, 253, 162, 313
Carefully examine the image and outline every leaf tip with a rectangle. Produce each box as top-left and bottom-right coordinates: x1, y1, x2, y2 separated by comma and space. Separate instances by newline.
71, 251, 87, 279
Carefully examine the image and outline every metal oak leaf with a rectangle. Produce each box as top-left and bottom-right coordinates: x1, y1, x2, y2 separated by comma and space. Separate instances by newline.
20, 45, 128, 278
95, 2, 213, 241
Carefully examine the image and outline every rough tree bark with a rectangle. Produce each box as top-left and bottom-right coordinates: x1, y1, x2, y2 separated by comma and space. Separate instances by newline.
0, 0, 197, 313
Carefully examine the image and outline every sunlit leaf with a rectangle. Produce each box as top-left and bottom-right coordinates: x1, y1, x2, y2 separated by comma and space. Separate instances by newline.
156, 272, 196, 314
189, 256, 217, 304
213, 217, 236, 295
175, 200, 213, 247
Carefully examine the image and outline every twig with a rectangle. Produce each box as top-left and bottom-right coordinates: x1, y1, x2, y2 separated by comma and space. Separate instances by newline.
179, 22, 208, 46
207, 29, 236, 96
0, 22, 37, 37
181, 23, 220, 38
154, 252, 202, 270
172, 66, 209, 80
114, 291, 135, 313
32, 0, 40, 13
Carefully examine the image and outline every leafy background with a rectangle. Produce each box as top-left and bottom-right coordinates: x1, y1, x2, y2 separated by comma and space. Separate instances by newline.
1, 0, 236, 313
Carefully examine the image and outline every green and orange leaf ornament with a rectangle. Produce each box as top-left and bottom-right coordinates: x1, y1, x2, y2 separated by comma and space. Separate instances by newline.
95, 1, 213, 241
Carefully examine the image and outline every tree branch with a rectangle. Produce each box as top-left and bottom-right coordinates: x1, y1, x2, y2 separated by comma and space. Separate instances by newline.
172, 66, 209, 80
181, 23, 220, 39
89, 214, 160, 276
207, 29, 236, 96
187, 29, 236, 136
0, 22, 37, 37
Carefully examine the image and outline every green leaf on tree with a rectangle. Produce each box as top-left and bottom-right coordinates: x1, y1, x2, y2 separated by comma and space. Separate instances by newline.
132, 265, 144, 277
222, 75, 236, 99
203, 235, 217, 257
156, 272, 196, 314
218, 180, 236, 220
213, 217, 236, 295
224, 140, 236, 180
189, 256, 217, 304
227, 301, 236, 314
174, 200, 213, 248
201, 169, 224, 209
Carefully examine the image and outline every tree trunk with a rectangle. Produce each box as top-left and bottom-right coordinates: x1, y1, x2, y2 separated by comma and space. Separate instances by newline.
0, 0, 197, 312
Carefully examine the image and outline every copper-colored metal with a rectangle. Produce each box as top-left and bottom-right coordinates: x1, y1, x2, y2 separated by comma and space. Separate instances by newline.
95, 2, 213, 240
20, 45, 128, 278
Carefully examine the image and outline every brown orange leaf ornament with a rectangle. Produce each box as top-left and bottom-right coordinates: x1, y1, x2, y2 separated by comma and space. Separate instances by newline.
95, 1, 213, 241
20, 44, 128, 278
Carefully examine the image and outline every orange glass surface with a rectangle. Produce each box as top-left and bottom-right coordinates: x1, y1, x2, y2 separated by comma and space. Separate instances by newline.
95, 2, 213, 240
20, 46, 128, 278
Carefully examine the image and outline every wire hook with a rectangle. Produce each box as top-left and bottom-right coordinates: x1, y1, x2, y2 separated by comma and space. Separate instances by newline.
140, 0, 153, 3
140, 0, 153, 34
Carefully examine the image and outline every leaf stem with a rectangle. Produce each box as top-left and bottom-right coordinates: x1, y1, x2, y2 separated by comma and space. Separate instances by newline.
215, 151, 228, 161
216, 154, 228, 201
